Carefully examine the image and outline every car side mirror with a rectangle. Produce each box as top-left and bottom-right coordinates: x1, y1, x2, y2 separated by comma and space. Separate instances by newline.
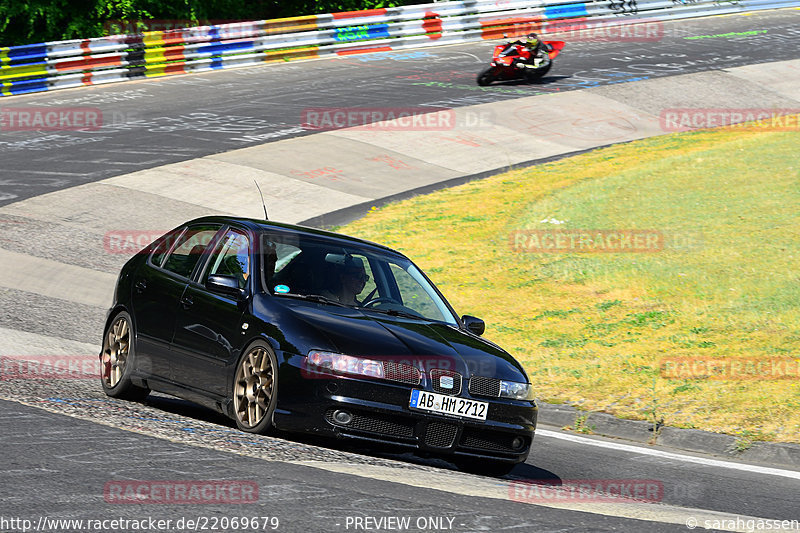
461, 315, 485, 336
207, 274, 245, 299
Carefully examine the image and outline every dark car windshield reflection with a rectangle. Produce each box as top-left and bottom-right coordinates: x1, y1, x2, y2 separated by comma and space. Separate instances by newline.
261, 232, 458, 325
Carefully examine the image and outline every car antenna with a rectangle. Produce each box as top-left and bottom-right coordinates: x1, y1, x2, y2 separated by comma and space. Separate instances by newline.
253, 179, 269, 220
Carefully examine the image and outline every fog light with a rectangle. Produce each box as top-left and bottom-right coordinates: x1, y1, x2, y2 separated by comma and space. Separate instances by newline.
332, 410, 353, 425
511, 436, 525, 450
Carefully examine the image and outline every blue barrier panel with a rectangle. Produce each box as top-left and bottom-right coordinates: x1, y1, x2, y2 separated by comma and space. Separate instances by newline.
334, 24, 391, 42
545, 3, 589, 19
197, 40, 255, 55
2, 77, 49, 95
1, 44, 49, 65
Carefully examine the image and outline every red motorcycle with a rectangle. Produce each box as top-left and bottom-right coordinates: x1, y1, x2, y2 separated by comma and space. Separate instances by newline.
477, 39, 565, 86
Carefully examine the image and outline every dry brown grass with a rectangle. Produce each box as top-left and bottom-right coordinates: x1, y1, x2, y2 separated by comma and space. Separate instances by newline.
340, 127, 800, 443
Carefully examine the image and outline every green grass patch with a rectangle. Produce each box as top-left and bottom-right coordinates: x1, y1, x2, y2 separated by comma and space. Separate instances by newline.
340, 126, 800, 443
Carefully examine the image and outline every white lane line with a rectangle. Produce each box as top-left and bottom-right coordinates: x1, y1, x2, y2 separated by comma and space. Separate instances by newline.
537, 429, 800, 481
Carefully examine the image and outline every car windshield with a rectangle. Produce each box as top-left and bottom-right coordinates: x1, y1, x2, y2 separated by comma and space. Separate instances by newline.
259, 231, 458, 325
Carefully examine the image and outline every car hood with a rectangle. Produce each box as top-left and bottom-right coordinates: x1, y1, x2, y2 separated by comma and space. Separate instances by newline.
278, 300, 528, 382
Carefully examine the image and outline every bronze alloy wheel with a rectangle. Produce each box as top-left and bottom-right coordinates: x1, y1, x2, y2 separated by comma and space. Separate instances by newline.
233, 343, 277, 432
100, 311, 148, 400
102, 315, 129, 388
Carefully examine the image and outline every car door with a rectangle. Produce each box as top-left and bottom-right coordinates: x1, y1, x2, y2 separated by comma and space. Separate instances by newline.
170, 227, 251, 396
130, 224, 222, 381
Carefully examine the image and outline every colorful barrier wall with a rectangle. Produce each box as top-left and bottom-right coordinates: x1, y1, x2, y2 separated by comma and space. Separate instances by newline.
1, 0, 798, 96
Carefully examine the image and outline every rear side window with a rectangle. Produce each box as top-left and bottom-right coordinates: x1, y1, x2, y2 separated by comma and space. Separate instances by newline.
161, 225, 221, 278
150, 229, 185, 268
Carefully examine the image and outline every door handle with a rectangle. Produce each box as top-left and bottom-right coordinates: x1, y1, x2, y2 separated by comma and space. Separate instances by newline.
180, 295, 193, 309
135, 280, 147, 293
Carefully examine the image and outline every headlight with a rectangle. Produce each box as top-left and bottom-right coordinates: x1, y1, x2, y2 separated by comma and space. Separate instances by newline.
306, 351, 423, 384
307, 350, 385, 379
499, 380, 535, 400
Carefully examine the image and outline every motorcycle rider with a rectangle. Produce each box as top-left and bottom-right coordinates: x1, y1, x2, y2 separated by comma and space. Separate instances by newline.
517, 32, 551, 68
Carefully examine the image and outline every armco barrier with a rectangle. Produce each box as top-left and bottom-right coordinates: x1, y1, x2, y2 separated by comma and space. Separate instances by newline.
1, 0, 799, 97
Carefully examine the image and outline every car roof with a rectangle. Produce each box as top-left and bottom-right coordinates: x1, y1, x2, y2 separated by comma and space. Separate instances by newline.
182, 215, 401, 256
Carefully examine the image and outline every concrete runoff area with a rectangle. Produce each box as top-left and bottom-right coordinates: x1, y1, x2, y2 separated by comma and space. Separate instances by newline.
723, 58, 800, 101
207, 133, 465, 198
585, 67, 800, 119
104, 157, 373, 222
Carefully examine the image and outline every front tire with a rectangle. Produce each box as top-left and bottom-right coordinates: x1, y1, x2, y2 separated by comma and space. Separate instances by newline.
233, 341, 278, 434
477, 67, 497, 86
100, 311, 149, 401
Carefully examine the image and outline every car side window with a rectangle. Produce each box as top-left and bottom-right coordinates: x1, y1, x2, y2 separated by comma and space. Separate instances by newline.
261, 233, 302, 293
150, 228, 185, 268
205, 230, 250, 289
161, 225, 220, 278
388, 263, 447, 322
349, 254, 376, 301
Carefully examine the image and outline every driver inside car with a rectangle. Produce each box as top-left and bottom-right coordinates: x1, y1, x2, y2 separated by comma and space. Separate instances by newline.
322, 257, 369, 306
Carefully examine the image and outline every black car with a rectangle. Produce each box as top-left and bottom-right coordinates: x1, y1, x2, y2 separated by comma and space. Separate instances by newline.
100, 216, 537, 475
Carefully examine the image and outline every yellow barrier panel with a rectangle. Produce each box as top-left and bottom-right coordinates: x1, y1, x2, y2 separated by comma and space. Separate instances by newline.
0, 63, 48, 81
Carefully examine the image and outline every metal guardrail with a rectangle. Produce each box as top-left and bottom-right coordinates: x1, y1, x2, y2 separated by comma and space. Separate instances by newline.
1, 0, 798, 96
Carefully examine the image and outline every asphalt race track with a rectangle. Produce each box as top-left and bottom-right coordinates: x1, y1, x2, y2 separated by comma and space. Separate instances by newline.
1, 9, 800, 533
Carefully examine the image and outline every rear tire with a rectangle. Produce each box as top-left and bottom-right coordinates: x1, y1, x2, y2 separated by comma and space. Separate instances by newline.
477, 67, 497, 86
524, 62, 552, 82
100, 311, 149, 401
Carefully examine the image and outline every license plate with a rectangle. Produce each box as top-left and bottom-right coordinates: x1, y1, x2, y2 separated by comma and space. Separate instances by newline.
409, 390, 488, 421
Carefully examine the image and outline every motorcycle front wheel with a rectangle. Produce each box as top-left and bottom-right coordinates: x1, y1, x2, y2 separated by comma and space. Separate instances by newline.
477, 66, 498, 86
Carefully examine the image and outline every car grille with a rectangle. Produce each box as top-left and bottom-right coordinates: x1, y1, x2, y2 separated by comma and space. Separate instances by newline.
325, 409, 414, 438
468, 376, 501, 398
430, 369, 462, 395
383, 361, 421, 385
425, 422, 458, 448
460, 428, 525, 454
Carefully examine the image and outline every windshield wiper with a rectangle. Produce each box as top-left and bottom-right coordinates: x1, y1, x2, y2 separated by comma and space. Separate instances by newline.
361, 307, 424, 320
274, 293, 350, 307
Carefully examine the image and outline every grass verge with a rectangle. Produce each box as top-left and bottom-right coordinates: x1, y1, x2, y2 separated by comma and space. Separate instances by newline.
339, 126, 800, 443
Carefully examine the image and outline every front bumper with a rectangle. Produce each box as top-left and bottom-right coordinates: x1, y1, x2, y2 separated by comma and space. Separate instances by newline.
273, 354, 537, 463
